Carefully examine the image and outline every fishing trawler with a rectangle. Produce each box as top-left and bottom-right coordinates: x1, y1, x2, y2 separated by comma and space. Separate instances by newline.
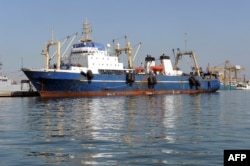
22, 20, 220, 97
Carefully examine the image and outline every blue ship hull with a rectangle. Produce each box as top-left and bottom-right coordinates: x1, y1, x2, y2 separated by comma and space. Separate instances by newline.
219, 83, 237, 90
22, 69, 220, 97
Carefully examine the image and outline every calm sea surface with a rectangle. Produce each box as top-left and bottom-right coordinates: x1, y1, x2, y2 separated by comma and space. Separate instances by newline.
1, 90, 250, 165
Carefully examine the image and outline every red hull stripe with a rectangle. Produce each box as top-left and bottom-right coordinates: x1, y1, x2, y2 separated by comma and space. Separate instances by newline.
39, 89, 218, 97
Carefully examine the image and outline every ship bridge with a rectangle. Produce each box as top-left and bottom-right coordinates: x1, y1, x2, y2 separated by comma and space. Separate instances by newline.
73, 41, 105, 50
71, 41, 106, 55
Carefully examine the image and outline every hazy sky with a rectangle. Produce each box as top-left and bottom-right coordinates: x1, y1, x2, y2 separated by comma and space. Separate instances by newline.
0, 0, 250, 80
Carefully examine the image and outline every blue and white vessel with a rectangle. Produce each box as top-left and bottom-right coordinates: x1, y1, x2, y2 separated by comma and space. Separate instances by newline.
22, 20, 220, 97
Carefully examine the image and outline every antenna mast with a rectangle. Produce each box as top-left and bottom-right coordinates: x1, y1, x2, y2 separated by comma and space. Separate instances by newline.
81, 19, 92, 42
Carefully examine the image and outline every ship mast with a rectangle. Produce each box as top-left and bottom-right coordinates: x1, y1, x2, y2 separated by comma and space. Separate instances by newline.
81, 19, 92, 42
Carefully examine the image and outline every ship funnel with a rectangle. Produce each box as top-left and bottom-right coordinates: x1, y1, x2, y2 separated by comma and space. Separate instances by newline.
160, 54, 173, 75
144, 55, 155, 74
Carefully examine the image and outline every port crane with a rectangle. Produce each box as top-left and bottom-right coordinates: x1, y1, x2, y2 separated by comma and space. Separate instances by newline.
209, 60, 245, 85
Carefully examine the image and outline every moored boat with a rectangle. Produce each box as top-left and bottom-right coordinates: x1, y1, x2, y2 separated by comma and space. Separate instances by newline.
22, 20, 220, 97
236, 82, 250, 90
0, 63, 38, 97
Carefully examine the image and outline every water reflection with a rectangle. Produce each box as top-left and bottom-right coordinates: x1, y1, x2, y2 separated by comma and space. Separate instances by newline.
4, 91, 250, 165
26, 97, 129, 164
25, 93, 221, 165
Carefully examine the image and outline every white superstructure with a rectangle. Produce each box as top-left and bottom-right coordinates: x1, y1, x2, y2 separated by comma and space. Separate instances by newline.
69, 42, 124, 74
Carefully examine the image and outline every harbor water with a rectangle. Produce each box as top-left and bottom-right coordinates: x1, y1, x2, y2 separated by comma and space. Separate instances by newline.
1, 90, 250, 165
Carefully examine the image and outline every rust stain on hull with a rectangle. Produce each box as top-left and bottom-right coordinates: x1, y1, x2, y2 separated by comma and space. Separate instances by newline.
39, 88, 218, 98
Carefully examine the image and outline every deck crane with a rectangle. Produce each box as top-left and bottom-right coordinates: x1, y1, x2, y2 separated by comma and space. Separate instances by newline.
114, 35, 134, 69
112, 36, 141, 69
61, 33, 78, 60
112, 35, 126, 55
48, 32, 78, 63
173, 50, 201, 76
132, 42, 142, 62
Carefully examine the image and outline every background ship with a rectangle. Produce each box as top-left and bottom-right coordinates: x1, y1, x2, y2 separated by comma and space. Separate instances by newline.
22, 20, 220, 97
0, 60, 38, 97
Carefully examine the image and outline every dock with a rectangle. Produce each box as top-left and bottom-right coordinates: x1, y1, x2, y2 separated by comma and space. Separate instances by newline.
0, 91, 39, 97
0, 79, 39, 97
